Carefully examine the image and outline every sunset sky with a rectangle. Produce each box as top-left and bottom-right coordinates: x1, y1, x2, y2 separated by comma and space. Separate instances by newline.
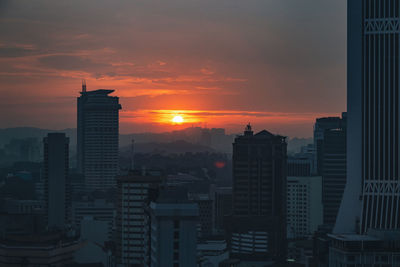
0, 0, 346, 137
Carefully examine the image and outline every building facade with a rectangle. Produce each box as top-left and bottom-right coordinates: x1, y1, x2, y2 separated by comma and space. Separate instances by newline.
229, 124, 286, 262
148, 201, 198, 267
336, 0, 400, 233
115, 171, 162, 266
329, 230, 400, 267
287, 176, 323, 239
71, 199, 115, 241
322, 127, 347, 229
43, 133, 69, 230
77, 84, 121, 191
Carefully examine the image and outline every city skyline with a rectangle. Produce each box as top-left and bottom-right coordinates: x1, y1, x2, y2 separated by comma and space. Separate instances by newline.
0, 0, 346, 138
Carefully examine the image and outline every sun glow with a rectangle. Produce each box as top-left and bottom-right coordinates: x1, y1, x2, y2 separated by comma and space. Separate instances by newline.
172, 115, 184, 124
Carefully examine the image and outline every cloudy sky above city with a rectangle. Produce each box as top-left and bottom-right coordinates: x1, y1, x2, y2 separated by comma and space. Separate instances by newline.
0, 0, 346, 137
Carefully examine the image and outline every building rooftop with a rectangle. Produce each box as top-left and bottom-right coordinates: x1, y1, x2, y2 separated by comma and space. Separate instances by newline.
80, 89, 115, 95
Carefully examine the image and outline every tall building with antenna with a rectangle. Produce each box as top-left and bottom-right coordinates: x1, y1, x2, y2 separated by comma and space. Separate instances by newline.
77, 81, 122, 191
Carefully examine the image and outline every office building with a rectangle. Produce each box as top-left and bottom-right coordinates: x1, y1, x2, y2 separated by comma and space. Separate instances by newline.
322, 127, 346, 229
115, 170, 163, 266
77, 83, 121, 191
229, 124, 286, 262
43, 133, 69, 230
314, 115, 346, 176
336, 0, 400, 233
148, 189, 198, 267
287, 176, 323, 239
329, 230, 400, 267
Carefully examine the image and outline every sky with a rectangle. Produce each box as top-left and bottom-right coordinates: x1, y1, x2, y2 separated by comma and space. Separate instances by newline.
0, 0, 346, 137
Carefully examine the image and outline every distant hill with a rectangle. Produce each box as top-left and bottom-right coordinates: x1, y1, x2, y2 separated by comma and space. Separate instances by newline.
120, 140, 214, 155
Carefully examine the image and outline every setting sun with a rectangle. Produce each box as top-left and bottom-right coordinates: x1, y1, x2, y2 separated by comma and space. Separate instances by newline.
172, 115, 184, 124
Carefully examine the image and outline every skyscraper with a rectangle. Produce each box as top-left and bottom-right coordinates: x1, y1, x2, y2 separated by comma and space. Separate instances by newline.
322, 127, 347, 229
77, 83, 121, 191
336, 0, 400, 233
43, 133, 69, 229
228, 124, 286, 262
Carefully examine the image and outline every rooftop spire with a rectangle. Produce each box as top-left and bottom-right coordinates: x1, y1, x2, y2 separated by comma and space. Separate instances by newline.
244, 123, 253, 136
82, 79, 86, 93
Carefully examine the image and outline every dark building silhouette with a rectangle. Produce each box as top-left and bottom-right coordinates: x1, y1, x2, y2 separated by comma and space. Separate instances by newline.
288, 157, 312, 177
313, 114, 346, 176
228, 124, 287, 262
0, 232, 82, 266
77, 83, 121, 191
312, 114, 347, 230
322, 126, 347, 229
214, 187, 232, 232
336, 0, 400, 233
43, 133, 69, 230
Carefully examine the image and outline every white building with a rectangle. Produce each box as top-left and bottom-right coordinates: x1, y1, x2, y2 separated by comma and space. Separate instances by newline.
287, 176, 323, 239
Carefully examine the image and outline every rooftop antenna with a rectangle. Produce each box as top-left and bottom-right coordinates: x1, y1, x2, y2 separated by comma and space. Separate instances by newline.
131, 139, 135, 171
82, 79, 87, 93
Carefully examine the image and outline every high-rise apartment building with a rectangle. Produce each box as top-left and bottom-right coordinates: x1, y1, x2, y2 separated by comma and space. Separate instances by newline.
116, 170, 163, 266
43, 133, 70, 230
229, 124, 286, 262
336, 0, 400, 233
77, 83, 121, 191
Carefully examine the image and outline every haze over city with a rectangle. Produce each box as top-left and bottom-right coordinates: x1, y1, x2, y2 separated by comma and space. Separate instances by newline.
0, 0, 346, 137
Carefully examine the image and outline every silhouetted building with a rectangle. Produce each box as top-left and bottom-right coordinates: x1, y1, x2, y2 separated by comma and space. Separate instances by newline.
329, 230, 400, 266
147, 189, 198, 267
228, 124, 286, 262
336, 0, 400, 233
313, 114, 346, 176
288, 144, 315, 177
322, 127, 346, 229
287, 176, 323, 239
188, 192, 213, 239
288, 157, 312, 177
214, 187, 232, 232
116, 170, 163, 266
77, 84, 121, 191
0, 232, 82, 266
197, 239, 229, 267
43, 133, 69, 230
